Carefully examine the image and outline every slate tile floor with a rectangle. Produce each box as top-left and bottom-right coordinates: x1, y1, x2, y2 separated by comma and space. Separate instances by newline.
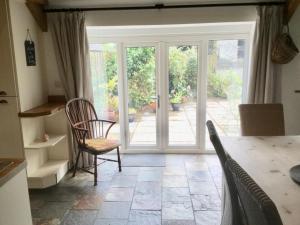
30, 154, 222, 225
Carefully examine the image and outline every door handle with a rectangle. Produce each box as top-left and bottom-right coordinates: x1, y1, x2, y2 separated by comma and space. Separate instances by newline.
0, 100, 8, 104
0, 91, 7, 96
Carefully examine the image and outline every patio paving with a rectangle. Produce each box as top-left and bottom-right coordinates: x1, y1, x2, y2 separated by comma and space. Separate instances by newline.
107, 97, 241, 149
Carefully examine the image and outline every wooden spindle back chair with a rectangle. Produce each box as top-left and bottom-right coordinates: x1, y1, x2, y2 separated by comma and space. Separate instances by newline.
65, 98, 121, 186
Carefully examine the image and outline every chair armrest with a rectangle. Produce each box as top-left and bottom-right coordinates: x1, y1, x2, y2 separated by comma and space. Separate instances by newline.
88, 119, 116, 138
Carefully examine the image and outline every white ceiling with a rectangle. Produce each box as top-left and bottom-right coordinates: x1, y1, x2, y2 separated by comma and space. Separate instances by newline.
47, 0, 285, 8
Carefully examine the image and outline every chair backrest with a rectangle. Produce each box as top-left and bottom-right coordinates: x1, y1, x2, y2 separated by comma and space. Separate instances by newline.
239, 104, 285, 136
65, 98, 98, 144
206, 120, 243, 225
226, 158, 283, 225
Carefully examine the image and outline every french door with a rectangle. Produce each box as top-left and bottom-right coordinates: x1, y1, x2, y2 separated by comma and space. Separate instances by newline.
122, 42, 203, 152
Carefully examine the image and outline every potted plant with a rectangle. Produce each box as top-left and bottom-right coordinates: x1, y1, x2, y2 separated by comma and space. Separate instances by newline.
170, 92, 182, 111
107, 96, 119, 121
148, 101, 156, 113
128, 107, 137, 123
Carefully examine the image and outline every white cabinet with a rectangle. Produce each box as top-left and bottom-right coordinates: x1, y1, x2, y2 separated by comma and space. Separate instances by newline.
0, 0, 18, 97
0, 97, 23, 158
0, 169, 33, 225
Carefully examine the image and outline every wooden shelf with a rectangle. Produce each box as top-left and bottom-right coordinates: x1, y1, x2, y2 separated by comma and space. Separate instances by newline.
19, 95, 66, 118
24, 135, 66, 149
27, 160, 69, 189
19, 102, 65, 117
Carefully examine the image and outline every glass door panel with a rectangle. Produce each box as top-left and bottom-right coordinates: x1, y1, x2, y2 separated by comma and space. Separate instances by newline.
125, 46, 157, 146
90, 43, 120, 140
168, 45, 199, 146
206, 39, 246, 150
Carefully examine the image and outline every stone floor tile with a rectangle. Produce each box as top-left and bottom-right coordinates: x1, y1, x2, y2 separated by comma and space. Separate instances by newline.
189, 181, 219, 195
31, 202, 72, 220
162, 201, 194, 220
73, 193, 103, 209
94, 219, 128, 225
120, 167, 141, 176
185, 162, 208, 172
61, 210, 98, 225
191, 194, 221, 211
104, 187, 134, 202
122, 154, 166, 167
132, 182, 161, 210
111, 175, 137, 187
187, 171, 212, 182
138, 170, 162, 182
32, 218, 61, 225
163, 176, 188, 187
162, 187, 190, 202
128, 210, 161, 225
30, 186, 81, 202
163, 166, 186, 176
194, 211, 221, 225
162, 220, 196, 225
97, 201, 131, 219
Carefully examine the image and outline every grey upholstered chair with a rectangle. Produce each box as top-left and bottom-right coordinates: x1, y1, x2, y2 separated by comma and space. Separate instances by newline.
206, 120, 243, 225
226, 158, 283, 225
239, 104, 285, 136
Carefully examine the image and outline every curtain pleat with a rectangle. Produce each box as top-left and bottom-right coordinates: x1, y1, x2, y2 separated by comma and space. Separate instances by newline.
248, 6, 284, 103
49, 12, 93, 167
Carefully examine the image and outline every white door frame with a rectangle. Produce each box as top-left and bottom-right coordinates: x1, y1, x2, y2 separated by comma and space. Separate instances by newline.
87, 23, 254, 153
122, 42, 162, 151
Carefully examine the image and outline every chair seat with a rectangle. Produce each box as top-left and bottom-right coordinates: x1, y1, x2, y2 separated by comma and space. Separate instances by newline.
83, 138, 120, 153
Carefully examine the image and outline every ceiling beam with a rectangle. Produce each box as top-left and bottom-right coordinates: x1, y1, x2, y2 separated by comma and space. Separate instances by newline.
287, 0, 300, 21
25, 0, 48, 32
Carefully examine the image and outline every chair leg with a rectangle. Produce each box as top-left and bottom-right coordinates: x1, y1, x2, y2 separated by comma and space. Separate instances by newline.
94, 154, 98, 186
81, 152, 85, 168
117, 147, 122, 172
73, 150, 81, 177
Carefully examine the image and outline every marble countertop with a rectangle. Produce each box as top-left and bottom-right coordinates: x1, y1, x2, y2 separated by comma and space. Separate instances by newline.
0, 158, 26, 187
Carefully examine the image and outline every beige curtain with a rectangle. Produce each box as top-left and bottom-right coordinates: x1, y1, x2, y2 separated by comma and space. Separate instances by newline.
248, 6, 284, 103
49, 12, 93, 167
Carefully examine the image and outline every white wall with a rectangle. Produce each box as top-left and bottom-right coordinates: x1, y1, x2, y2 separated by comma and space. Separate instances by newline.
282, 7, 300, 135
9, 0, 48, 146
86, 6, 257, 26
9, 0, 47, 112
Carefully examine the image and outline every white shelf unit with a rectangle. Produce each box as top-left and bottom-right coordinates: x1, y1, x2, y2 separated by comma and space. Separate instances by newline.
27, 160, 69, 189
22, 110, 70, 189
24, 135, 66, 149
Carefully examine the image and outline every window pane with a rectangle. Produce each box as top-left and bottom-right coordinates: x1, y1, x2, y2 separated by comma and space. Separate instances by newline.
126, 47, 157, 145
90, 43, 120, 140
206, 40, 246, 150
168, 46, 198, 145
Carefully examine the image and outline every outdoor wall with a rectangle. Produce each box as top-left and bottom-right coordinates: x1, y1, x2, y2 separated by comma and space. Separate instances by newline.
281, 7, 300, 135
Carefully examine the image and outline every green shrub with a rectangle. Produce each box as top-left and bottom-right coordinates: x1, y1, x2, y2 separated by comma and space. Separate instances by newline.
207, 70, 242, 99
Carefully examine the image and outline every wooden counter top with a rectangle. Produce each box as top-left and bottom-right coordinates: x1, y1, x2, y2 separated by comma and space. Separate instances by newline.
0, 158, 26, 187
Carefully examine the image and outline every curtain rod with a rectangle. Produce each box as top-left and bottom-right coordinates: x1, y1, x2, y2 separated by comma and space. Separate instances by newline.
44, 1, 286, 13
